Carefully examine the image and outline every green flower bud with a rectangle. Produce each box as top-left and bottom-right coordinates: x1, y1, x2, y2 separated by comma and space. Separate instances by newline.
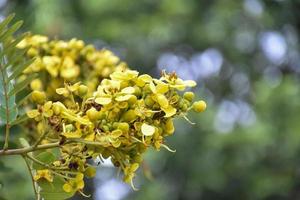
132, 154, 143, 163
85, 167, 96, 178
183, 92, 195, 101
86, 107, 101, 121
118, 122, 130, 133
193, 100, 207, 112
145, 96, 155, 107
164, 119, 175, 135
52, 103, 61, 115
31, 90, 46, 104
78, 85, 88, 97
121, 110, 137, 122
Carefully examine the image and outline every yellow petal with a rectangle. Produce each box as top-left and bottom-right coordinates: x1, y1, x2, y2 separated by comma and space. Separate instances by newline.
170, 84, 186, 91
162, 106, 177, 117
68, 82, 81, 92
156, 82, 169, 94
95, 97, 112, 105
111, 129, 123, 138
156, 94, 169, 108
111, 140, 121, 148
184, 80, 197, 87
141, 123, 155, 136
121, 87, 135, 94
115, 94, 133, 101
56, 88, 69, 95
139, 74, 152, 82
43, 101, 53, 110
149, 81, 157, 93
26, 110, 40, 118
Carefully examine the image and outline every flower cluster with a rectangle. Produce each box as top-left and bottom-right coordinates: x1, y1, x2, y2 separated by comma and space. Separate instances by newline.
20, 35, 206, 196
18, 34, 127, 100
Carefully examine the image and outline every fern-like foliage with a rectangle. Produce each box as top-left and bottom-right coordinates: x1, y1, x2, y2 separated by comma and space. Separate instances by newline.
0, 14, 35, 148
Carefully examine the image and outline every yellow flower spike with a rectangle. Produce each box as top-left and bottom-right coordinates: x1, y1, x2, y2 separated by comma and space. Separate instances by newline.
26, 109, 40, 118
141, 123, 155, 136
34, 169, 53, 182
193, 100, 207, 113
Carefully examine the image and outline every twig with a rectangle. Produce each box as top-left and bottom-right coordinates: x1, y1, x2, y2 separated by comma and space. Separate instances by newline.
22, 155, 40, 200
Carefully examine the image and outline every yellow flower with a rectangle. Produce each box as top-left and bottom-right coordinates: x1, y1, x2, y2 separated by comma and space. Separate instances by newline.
56, 82, 81, 97
63, 173, 84, 193
43, 56, 61, 77
34, 169, 53, 182
26, 101, 53, 120
95, 129, 123, 148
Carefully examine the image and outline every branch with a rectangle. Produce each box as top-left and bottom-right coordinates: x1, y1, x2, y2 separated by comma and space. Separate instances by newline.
0, 142, 60, 156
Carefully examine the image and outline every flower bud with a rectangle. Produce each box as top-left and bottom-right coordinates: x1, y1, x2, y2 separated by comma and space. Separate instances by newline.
118, 122, 130, 133
52, 104, 61, 115
31, 90, 46, 104
78, 85, 88, 97
121, 110, 137, 122
164, 119, 175, 135
30, 79, 43, 91
86, 107, 101, 121
85, 167, 96, 178
183, 92, 194, 101
193, 100, 206, 112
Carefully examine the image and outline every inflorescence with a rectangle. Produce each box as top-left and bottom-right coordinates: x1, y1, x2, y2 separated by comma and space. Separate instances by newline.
17, 35, 206, 195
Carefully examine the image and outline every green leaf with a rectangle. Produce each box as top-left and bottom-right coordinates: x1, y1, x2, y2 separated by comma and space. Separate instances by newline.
0, 13, 15, 32
0, 33, 29, 64
32, 152, 56, 170
38, 177, 75, 200
0, 21, 23, 43
0, 15, 27, 126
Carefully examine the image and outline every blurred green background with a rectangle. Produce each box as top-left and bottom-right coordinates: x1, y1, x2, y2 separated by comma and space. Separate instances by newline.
1, 0, 300, 199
